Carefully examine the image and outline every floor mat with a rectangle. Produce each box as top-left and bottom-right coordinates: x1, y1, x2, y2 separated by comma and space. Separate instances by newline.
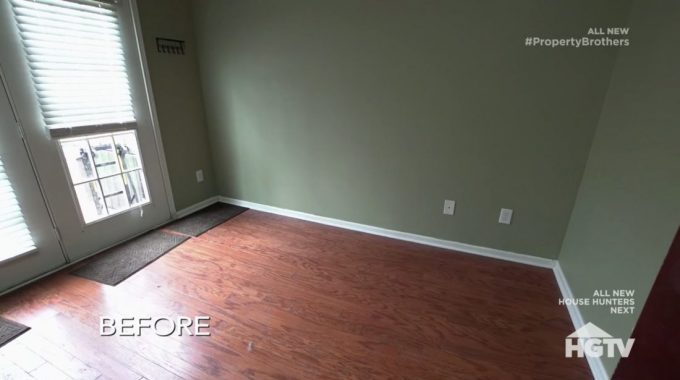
71, 230, 189, 286
164, 202, 248, 237
0, 317, 29, 348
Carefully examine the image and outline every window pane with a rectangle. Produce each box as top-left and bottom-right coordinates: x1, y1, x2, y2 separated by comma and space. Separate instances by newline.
113, 131, 142, 171
60, 139, 96, 184
123, 170, 149, 207
60, 131, 150, 224
100, 175, 129, 213
88, 136, 120, 177
74, 181, 107, 223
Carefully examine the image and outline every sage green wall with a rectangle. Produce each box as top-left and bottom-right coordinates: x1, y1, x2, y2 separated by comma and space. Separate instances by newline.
559, 0, 680, 375
137, 0, 216, 211
192, 0, 631, 259
190, 0, 630, 258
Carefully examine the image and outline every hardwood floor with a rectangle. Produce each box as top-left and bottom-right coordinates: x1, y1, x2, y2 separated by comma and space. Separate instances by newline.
0, 210, 590, 379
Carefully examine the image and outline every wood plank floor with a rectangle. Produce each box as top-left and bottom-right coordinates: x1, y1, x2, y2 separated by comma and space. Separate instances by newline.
0, 210, 590, 379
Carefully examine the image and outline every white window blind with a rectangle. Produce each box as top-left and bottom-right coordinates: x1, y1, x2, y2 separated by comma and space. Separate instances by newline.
0, 157, 36, 261
12, 0, 135, 134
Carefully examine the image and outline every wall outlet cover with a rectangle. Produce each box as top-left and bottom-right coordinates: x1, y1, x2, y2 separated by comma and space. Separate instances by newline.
196, 169, 204, 183
499, 208, 513, 224
443, 200, 455, 215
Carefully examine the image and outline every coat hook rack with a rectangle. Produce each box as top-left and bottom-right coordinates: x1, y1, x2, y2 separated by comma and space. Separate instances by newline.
156, 38, 186, 55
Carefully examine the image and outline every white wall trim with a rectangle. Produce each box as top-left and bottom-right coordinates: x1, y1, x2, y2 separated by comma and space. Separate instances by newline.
129, 0, 177, 217
174, 195, 220, 219
1, 193, 603, 380
221, 196, 603, 379
553, 262, 608, 380
219, 196, 555, 269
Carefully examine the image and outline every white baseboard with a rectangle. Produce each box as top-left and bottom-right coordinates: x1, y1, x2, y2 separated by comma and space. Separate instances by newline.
174, 195, 220, 219
553, 262, 608, 380
219, 196, 555, 269
3, 193, 599, 380
213, 196, 602, 379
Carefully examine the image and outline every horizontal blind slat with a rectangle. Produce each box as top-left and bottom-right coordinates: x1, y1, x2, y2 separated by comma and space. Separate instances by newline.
41, 102, 133, 112
14, 0, 116, 15
18, 23, 121, 41
29, 55, 125, 66
24, 39, 122, 52
14, 5, 118, 25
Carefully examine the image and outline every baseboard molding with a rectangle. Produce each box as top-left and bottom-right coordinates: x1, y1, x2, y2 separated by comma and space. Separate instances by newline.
219, 196, 555, 269
553, 262, 608, 380
2, 194, 601, 380
173, 195, 220, 219
219, 197, 611, 376
174, 196, 604, 379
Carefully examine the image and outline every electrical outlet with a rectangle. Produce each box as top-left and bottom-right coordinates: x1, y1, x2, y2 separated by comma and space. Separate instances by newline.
499, 208, 513, 224
195, 169, 204, 183
443, 200, 455, 215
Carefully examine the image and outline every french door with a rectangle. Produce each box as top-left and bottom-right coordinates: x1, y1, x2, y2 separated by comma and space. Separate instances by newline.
0, 70, 65, 292
0, 0, 172, 269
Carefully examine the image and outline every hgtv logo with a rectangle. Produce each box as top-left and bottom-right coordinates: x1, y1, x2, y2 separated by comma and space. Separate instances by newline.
565, 322, 634, 358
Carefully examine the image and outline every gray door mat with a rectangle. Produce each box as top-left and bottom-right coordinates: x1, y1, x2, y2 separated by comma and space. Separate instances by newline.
0, 316, 29, 348
71, 230, 189, 286
164, 202, 248, 237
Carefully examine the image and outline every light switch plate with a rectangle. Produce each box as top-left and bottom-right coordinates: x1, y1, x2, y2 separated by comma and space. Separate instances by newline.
443, 200, 455, 215
195, 169, 204, 183
499, 208, 513, 224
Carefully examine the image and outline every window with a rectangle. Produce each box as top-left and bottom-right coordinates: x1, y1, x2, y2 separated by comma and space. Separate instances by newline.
60, 131, 149, 223
0, 157, 36, 261
11, 0, 135, 134
12, 0, 152, 223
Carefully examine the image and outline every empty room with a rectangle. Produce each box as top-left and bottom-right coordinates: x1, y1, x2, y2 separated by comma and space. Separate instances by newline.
0, 0, 678, 379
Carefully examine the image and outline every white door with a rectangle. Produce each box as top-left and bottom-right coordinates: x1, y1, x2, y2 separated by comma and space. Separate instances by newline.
0, 0, 173, 262
0, 69, 66, 293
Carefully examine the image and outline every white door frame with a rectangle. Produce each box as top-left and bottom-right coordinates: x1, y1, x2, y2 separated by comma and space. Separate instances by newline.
129, 0, 176, 218
0, 66, 67, 292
